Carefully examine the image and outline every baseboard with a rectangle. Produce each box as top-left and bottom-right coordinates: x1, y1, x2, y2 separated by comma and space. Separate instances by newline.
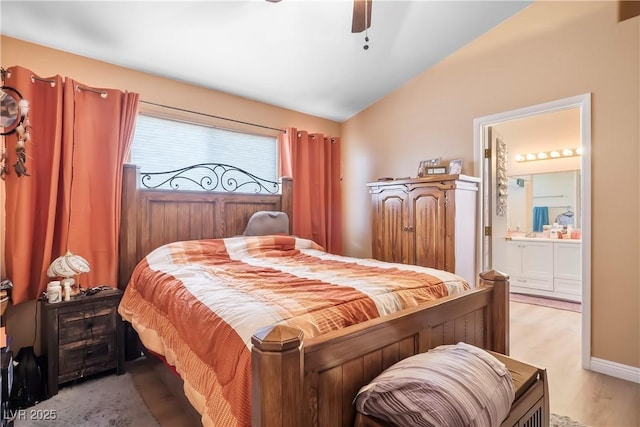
589, 357, 640, 384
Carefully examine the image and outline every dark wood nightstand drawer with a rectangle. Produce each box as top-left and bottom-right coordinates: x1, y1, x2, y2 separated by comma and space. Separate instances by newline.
58, 339, 117, 382
58, 306, 117, 345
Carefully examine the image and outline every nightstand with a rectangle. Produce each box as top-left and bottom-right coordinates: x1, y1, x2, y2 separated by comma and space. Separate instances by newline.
40, 288, 124, 397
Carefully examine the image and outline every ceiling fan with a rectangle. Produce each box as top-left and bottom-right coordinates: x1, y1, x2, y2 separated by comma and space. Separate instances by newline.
266, 0, 372, 33
351, 0, 373, 34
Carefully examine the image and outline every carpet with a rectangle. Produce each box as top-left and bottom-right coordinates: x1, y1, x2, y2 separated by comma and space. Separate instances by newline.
551, 413, 589, 426
10, 371, 587, 427
510, 293, 581, 313
14, 372, 159, 427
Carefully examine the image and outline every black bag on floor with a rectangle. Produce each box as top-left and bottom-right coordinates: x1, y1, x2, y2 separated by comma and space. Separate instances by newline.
9, 346, 45, 409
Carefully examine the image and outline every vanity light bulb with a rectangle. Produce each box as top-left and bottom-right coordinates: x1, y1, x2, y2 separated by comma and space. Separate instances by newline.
562, 149, 573, 156
550, 151, 561, 158
515, 154, 525, 162
576, 147, 583, 155
526, 153, 536, 161
537, 152, 548, 159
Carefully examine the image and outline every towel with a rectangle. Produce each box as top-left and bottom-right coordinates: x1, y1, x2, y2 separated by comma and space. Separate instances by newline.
532, 207, 549, 232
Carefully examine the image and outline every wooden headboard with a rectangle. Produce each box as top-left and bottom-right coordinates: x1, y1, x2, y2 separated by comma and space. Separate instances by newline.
118, 163, 293, 289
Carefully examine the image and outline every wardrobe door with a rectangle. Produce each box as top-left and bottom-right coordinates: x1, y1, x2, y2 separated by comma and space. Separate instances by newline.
411, 186, 447, 270
371, 187, 410, 264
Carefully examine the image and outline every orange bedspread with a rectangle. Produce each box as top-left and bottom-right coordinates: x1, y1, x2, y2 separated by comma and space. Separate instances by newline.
118, 235, 470, 426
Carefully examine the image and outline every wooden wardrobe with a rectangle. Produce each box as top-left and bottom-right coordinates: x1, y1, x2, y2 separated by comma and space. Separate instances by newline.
367, 175, 480, 283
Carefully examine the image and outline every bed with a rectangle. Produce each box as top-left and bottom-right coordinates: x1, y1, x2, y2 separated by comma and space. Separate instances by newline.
117, 163, 514, 426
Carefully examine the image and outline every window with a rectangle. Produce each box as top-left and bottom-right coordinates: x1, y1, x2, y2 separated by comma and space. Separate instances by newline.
130, 115, 278, 194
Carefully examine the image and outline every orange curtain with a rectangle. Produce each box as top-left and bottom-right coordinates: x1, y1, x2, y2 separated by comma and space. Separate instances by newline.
4, 66, 64, 304
54, 79, 140, 289
278, 128, 342, 254
4, 69, 139, 304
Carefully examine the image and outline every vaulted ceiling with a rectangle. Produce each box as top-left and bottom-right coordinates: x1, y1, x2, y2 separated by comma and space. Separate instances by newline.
0, 1, 532, 122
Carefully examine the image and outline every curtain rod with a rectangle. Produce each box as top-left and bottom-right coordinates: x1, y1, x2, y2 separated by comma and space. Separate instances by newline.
77, 84, 108, 98
140, 100, 284, 133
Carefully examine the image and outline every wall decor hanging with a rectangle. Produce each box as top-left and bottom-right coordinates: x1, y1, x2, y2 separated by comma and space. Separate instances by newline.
1, 67, 32, 178
496, 138, 508, 216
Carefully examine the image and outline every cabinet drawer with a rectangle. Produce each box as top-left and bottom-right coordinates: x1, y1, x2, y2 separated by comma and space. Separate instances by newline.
58, 306, 117, 345
554, 278, 581, 296
510, 275, 554, 291
58, 338, 116, 378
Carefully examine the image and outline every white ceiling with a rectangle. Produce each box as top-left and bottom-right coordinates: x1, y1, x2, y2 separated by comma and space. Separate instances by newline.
0, 0, 532, 122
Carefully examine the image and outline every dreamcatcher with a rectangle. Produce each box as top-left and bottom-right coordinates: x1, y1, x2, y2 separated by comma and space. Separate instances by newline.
1, 67, 31, 178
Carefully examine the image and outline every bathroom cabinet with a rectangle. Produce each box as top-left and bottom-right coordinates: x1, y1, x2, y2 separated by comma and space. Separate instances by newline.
504, 238, 581, 302
505, 240, 554, 292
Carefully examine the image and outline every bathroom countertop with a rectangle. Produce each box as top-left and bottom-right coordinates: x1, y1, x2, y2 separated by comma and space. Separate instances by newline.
507, 236, 582, 243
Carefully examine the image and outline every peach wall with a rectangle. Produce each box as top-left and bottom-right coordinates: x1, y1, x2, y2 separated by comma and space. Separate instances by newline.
0, 35, 341, 352
343, 1, 639, 368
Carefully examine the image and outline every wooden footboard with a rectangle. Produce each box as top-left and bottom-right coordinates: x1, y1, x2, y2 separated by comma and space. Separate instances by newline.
251, 270, 509, 427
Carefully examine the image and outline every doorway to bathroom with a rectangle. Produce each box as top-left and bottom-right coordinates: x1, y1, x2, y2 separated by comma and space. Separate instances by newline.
473, 93, 592, 369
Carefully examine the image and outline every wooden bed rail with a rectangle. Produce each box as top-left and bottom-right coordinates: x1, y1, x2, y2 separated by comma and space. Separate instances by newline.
251, 270, 510, 427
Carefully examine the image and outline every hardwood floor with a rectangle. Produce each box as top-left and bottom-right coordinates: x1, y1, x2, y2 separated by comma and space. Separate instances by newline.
127, 357, 196, 426
510, 301, 640, 427
128, 301, 640, 426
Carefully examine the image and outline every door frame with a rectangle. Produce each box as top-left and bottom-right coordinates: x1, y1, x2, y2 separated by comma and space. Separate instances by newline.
472, 93, 592, 369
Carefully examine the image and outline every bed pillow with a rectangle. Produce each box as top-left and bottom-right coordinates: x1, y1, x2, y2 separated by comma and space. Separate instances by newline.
354, 342, 515, 427
243, 211, 289, 236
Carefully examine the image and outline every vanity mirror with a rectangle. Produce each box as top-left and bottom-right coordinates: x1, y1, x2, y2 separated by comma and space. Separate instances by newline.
507, 170, 580, 233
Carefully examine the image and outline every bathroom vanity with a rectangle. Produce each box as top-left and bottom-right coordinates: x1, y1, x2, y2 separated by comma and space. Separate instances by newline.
503, 237, 581, 302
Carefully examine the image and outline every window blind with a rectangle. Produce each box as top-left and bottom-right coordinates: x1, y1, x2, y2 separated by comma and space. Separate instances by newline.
130, 115, 278, 193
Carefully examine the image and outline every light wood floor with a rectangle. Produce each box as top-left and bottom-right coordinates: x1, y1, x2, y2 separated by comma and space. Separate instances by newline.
509, 301, 639, 427
129, 301, 640, 426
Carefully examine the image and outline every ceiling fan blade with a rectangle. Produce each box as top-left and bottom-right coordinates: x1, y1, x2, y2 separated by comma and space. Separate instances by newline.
351, 0, 372, 33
